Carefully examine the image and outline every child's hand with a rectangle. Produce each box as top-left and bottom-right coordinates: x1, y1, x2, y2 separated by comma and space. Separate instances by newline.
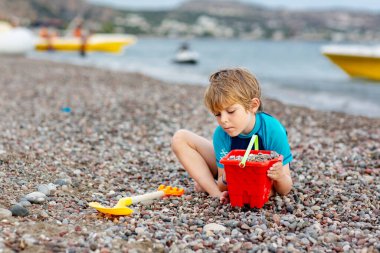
219, 191, 229, 205
267, 162, 285, 181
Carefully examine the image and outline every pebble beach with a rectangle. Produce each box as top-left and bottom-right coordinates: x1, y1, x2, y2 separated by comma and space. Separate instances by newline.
0, 56, 379, 252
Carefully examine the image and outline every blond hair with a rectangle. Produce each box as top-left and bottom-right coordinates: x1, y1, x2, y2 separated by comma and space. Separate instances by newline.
204, 68, 262, 114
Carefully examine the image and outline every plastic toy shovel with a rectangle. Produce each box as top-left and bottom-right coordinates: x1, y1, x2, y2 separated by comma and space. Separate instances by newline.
239, 135, 258, 168
88, 185, 184, 216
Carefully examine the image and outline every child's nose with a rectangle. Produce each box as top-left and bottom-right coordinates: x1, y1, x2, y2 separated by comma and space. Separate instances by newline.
220, 112, 228, 123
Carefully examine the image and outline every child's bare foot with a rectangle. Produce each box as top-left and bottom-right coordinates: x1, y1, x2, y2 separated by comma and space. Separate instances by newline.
194, 181, 206, 192
219, 191, 229, 205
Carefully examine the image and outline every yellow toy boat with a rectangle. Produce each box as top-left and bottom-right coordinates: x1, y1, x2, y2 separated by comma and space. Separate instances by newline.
321, 45, 380, 81
35, 33, 137, 54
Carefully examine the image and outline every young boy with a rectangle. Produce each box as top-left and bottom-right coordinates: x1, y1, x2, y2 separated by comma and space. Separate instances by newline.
171, 68, 293, 204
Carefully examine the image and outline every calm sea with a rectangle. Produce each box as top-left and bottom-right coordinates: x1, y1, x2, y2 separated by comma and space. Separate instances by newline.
29, 38, 380, 118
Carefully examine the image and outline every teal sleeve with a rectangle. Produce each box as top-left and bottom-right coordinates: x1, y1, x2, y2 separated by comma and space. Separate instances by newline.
213, 126, 231, 169
268, 123, 293, 165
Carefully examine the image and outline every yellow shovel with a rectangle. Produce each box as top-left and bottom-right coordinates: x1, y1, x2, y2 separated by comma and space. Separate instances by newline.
88, 185, 185, 215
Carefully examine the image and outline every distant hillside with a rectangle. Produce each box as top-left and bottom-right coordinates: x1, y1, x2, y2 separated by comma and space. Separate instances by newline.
169, 0, 380, 41
1, 0, 380, 41
0, 0, 122, 30
177, 0, 266, 16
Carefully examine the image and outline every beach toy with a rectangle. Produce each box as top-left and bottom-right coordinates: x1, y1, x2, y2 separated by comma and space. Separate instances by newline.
220, 135, 282, 208
88, 185, 184, 215
60, 107, 72, 113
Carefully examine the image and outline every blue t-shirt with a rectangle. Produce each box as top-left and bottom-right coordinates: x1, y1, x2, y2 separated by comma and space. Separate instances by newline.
213, 112, 293, 168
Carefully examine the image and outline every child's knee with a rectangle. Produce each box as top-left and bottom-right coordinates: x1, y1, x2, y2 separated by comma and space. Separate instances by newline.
171, 129, 191, 152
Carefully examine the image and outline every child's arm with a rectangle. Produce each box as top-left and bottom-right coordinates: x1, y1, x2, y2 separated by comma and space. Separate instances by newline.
267, 163, 292, 195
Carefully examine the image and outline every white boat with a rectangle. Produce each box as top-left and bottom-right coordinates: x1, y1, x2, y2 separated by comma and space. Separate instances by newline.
173, 50, 199, 64
173, 43, 199, 64
321, 44, 380, 81
0, 21, 35, 55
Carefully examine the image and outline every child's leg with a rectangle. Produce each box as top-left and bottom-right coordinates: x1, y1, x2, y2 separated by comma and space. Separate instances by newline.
171, 129, 221, 197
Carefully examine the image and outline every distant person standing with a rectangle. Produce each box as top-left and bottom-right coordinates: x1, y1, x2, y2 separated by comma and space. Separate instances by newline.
73, 23, 82, 38
179, 42, 189, 52
39, 27, 53, 51
73, 22, 88, 57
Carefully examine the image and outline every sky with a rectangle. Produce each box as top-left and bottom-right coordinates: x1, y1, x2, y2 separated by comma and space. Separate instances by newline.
88, 0, 380, 12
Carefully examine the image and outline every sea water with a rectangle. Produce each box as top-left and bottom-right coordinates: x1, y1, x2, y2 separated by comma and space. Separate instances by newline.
29, 38, 380, 118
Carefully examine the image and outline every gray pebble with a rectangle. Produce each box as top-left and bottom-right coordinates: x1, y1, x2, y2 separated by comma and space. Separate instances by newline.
225, 220, 239, 228
10, 204, 29, 217
54, 179, 68, 186
17, 180, 28, 185
39, 210, 49, 218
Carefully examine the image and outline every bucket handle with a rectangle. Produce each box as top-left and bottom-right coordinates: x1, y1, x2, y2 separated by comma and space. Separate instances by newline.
239, 135, 258, 168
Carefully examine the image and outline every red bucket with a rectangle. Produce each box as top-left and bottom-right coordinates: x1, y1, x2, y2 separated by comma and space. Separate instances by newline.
220, 150, 282, 208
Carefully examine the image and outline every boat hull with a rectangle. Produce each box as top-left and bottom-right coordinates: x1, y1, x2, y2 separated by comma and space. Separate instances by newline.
321, 45, 380, 81
35, 34, 136, 54
173, 59, 198, 64
322, 53, 380, 81
173, 50, 199, 65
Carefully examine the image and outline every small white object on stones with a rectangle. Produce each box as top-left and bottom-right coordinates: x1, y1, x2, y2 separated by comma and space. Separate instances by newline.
22, 234, 37, 246
47, 183, 57, 191
106, 190, 116, 197
135, 227, 145, 235
37, 184, 51, 196
25, 192, 47, 204
203, 223, 227, 232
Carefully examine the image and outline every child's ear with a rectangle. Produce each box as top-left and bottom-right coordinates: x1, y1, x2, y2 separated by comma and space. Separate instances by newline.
251, 98, 260, 112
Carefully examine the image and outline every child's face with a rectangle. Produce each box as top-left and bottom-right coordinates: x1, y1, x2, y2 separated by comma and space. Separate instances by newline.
214, 103, 255, 137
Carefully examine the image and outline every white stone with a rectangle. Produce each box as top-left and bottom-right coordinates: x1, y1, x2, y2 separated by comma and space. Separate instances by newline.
22, 234, 37, 246
47, 183, 57, 191
135, 227, 145, 235
0, 208, 12, 218
25, 192, 47, 204
37, 184, 50, 196
203, 223, 227, 232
